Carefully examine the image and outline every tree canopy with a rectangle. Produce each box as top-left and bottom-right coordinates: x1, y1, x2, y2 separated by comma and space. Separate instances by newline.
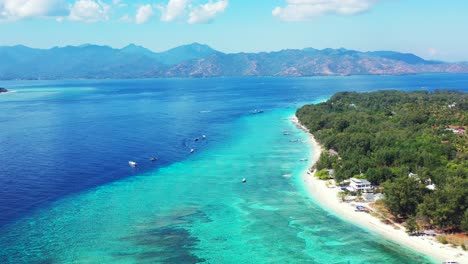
297, 90, 467, 231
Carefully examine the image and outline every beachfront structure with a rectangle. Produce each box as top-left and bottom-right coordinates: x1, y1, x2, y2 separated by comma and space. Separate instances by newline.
328, 149, 339, 156
448, 102, 457, 108
408, 173, 435, 187
347, 178, 373, 192
363, 193, 383, 202
424, 230, 437, 236
445, 126, 466, 134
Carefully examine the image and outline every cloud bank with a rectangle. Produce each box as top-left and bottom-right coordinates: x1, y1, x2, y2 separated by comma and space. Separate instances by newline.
159, 0, 228, 24
69, 0, 110, 22
135, 4, 153, 24
188, 0, 228, 24
0, 0, 229, 24
273, 0, 379, 22
0, 0, 67, 21
158, 0, 189, 22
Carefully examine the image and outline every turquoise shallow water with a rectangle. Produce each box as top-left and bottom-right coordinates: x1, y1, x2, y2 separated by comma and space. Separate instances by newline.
0, 108, 432, 263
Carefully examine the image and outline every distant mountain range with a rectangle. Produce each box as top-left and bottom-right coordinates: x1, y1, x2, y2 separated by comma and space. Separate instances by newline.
1, 43, 467, 79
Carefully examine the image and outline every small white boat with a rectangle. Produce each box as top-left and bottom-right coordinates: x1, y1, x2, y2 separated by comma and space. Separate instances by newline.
150, 157, 158, 161
251, 109, 264, 114
190, 148, 195, 153
202, 135, 206, 139
242, 178, 247, 183
299, 158, 308, 161
128, 161, 138, 167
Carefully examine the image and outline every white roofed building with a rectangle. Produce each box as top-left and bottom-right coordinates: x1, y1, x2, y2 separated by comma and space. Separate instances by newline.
347, 178, 373, 192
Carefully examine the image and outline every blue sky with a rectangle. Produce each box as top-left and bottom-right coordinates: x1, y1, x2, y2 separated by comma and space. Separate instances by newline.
0, 0, 467, 61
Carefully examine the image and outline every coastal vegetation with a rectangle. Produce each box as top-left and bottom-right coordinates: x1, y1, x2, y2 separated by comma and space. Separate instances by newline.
297, 90, 468, 233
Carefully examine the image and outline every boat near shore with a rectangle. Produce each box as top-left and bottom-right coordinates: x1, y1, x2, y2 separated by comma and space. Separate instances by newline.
128, 161, 138, 167
251, 109, 264, 114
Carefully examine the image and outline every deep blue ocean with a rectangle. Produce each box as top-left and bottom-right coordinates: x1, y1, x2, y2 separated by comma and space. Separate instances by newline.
0, 75, 467, 263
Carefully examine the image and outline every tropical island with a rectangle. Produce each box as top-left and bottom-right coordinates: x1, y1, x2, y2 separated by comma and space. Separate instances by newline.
296, 90, 467, 262
0, 87, 8, 93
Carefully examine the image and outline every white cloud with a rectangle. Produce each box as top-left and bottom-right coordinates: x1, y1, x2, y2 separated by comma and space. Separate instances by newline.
188, 0, 228, 24
118, 13, 131, 22
135, 4, 153, 24
0, 0, 229, 24
272, 0, 379, 22
157, 0, 228, 24
112, 0, 127, 8
69, 0, 110, 22
158, 0, 189, 22
0, 0, 67, 21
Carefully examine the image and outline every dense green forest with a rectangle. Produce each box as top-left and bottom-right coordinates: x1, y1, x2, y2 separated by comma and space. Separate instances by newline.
297, 90, 467, 232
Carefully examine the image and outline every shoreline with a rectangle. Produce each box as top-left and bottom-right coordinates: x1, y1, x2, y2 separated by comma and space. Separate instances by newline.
290, 114, 467, 264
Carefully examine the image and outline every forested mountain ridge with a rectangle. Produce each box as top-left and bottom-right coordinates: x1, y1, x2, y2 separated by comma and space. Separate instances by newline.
1, 43, 468, 80
297, 90, 467, 231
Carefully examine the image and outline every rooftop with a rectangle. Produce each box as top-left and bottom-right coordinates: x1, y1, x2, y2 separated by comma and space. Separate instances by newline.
350, 178, 371, 185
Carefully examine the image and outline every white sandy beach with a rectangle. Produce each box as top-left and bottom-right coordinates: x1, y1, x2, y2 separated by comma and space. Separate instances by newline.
291, 115, 467, 264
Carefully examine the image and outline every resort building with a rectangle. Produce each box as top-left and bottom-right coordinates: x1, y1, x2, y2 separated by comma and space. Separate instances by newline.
347, 178, 373, 192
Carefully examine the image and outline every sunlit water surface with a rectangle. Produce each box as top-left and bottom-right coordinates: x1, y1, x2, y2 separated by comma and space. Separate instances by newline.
1, 75, 468, 263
